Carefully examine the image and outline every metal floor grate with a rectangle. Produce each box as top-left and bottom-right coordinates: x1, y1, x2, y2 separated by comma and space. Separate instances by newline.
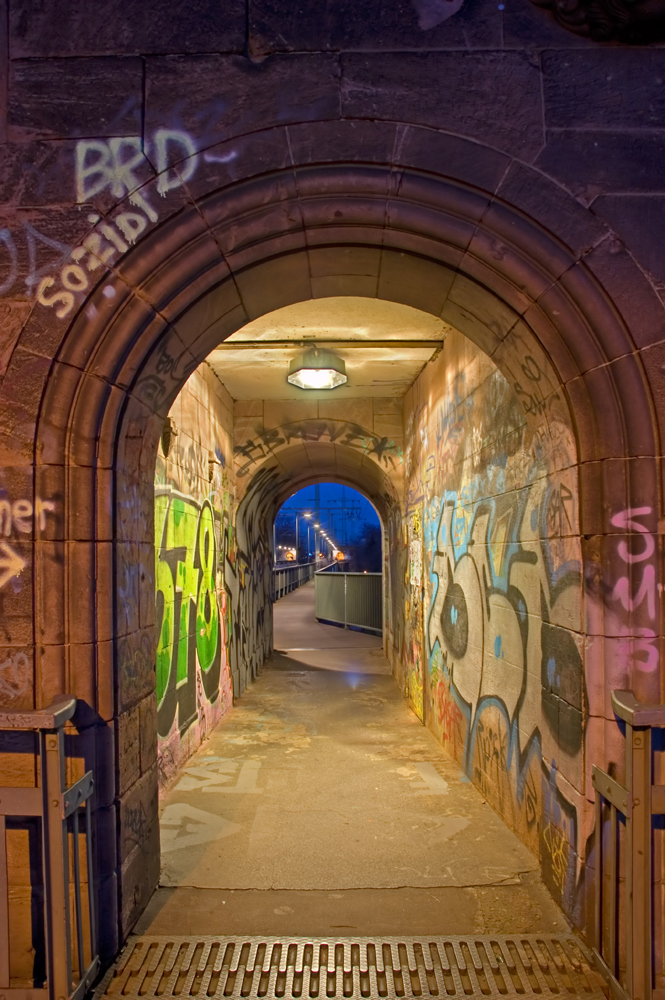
96, 935, 608, 999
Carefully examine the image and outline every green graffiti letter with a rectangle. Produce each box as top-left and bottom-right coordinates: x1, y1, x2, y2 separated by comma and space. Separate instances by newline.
155, 494, 174, 704
196, 500, 219, 672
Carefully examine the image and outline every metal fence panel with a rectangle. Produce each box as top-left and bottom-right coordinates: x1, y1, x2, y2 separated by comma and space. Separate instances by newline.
314, 572, 382, 634
315, 573, 346, 624
0, 698, 99, 1000
345, 573, 382, 631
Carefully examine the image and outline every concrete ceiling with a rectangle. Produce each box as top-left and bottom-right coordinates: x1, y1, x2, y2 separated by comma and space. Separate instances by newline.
206, 297, 450, 400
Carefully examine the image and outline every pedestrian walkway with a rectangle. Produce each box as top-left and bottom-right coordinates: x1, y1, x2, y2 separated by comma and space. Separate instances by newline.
139, 581, 567, 939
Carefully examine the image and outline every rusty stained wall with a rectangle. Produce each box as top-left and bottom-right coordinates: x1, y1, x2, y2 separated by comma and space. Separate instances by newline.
154, 363, 235, 789
391, 331, 584, 922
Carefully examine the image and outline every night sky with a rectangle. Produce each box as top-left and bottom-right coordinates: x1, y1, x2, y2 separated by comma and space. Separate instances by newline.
275, 483, 381, 568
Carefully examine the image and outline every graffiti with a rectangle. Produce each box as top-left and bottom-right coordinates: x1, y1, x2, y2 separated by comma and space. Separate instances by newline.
403, 507, 424, 720
154, 363, 275, 788
542, 820, 570, 894
123, 801, 150, 852
0, 497, 56, 536
235, 419, 402, 478
0, 651, 29, 700
433, 668, 464, 748
155, 488, 229, 742
0, 491, 56, 595
421, 479, 582, 852
7, 129, 197, 315
76, 130, 197, 203
0, 541, 26, 590
541, 761, 578, 910
610, 507, 659, 674
160, 803, 241, 853
175, 757, 262, 794
136, 341, 199, 412
11, 110, 242, 316
390, 329, 584, 908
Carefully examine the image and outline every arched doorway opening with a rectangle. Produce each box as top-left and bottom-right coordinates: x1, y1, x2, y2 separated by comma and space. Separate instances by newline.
144, 287, 586, 938
28, 147, 661, 955
272, 483, 384, 642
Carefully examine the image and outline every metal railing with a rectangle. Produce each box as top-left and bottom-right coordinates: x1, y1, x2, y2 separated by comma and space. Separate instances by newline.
272, 561, 316, 600
0, 697, 98, 1000
592, 689, 665, 1000
314, 571, 382, 635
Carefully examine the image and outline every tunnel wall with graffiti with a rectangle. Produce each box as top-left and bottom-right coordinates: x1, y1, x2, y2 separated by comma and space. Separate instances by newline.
233, 397, 404, 500
391, 331, 585, 920
154, 363, 236, 789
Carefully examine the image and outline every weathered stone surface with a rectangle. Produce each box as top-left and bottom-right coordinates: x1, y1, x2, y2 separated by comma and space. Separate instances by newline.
0, 141, 79, 207
145, 54, 341, 149
341, 53, 544, 161
119, 763, 159, 864
543, 51, 665, 129
0, 645, 33, 709
580, 236, 665, 350
248, 0, 500, 53
536, 132, 665, 197
10, 0, 246, 58
117, 627, 157, 713
640, 339, 665, 448
118, 704, 141, 796
592, 195, 665, 284
496, 162, 607, 258
393, 127, 510, 194
0, 301, 31, 375
8, 58, 143, 139
0, 205, 96, 310
288, 119, 398, 168
503, 0, 595, 46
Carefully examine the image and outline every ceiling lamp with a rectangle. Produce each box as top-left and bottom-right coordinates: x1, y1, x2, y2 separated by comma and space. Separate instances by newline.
287, 347, 347, 390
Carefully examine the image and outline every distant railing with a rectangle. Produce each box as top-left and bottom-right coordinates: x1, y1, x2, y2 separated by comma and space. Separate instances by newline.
272, 561, 316, 600
592, 690, 665, 1000
0, 697, 98, 1000
314, 571, 382, 635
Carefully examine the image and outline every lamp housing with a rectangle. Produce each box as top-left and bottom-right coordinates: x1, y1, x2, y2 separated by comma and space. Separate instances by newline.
287, 347, 347, 390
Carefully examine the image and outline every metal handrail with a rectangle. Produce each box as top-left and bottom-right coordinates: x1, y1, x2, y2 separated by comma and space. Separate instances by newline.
272, 561, 317, 600
592, 689, 665, 1000
0, 697, 98, 1000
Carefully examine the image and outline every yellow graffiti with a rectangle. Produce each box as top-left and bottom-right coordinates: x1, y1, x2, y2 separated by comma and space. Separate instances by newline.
409, 672, 424, 721
543, 821, 570, 894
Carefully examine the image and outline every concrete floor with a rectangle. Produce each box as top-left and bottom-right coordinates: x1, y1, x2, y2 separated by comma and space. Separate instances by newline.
139, 582, 568, 937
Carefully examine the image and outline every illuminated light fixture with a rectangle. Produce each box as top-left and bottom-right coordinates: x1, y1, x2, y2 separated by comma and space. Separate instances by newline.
287, 347, 347, 390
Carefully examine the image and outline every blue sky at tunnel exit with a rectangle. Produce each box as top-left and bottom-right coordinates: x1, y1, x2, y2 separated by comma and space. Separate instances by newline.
275, 483, 380, 551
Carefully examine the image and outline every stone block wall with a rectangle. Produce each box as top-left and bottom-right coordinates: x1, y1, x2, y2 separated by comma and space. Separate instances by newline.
393, 328, 585, 918
154, 363, 235, 789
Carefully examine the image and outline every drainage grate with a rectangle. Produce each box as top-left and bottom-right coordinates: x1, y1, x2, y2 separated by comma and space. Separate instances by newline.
96, 935, 608, 999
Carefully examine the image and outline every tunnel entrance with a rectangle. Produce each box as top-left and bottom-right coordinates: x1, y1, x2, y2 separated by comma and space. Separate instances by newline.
20, 146, 655, 988
148, 295, 585, 939
274, 484, 384, 638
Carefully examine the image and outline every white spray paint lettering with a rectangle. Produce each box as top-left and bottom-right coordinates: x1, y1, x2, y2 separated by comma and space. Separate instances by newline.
0, 651, 29, 700
0, 127, 201, 318
0, 497, 57, 590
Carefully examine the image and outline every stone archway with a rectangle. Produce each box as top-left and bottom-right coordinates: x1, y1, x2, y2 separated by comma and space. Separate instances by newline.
16, 127, 660, 949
